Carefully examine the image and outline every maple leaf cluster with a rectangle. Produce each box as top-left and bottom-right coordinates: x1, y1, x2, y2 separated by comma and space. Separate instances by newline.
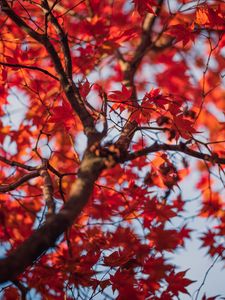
0, 0, 225, 299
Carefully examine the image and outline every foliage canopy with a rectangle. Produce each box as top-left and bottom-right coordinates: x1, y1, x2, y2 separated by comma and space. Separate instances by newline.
0, 0, 225, 299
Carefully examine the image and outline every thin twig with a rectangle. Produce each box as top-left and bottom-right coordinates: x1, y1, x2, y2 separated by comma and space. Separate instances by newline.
0, 171, 40, 193
0, 61, 59, 81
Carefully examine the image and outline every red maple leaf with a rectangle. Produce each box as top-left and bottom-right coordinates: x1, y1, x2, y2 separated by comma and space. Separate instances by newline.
167, 23, 195, 47
49, 101, 75, 131
166, 270, 195, 296
132, 0, 157, 15
108, 84, 133, 112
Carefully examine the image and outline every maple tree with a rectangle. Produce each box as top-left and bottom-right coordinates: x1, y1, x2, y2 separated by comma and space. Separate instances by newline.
0, 0, 225, 299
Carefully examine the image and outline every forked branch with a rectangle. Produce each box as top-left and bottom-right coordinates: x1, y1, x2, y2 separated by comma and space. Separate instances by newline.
0, 152, 104, 283
1, 0, 97, 141
122, 142, 225, 165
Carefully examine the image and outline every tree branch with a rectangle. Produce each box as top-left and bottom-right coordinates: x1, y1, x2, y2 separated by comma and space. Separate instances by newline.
116, 1, 165, 151
0, 61, 59, 81
122, 142, 225, 165
0, 155, 37, 171
1, 0, 45, 43
41, 0, 73, 78
40, 161, 55, 218
0, 171, 40, 193
122, 0, 164, 88
115, 120, 137, 151
0, 152, 104, 283
1, 0, 97, 141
